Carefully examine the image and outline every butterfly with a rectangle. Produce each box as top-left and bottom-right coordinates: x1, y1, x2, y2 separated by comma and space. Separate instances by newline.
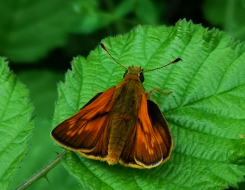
51, 43, 181, 168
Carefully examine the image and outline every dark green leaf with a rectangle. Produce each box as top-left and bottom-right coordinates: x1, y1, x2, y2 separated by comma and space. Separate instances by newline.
72, 0, 134, 34
203, 0, 245, 41
135, 0, 159, 25
0, 0, 77, 62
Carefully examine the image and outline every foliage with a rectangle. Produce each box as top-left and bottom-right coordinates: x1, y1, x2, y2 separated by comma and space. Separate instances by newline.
203, 0, 245, 41
0, 0, 77, 63
0, 58, 35, 189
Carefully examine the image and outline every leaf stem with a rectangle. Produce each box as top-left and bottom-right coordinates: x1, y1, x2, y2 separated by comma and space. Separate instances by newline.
15, 151, 66, 190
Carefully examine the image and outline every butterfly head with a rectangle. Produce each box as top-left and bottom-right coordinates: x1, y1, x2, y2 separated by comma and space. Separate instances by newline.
123, 65, 145, 83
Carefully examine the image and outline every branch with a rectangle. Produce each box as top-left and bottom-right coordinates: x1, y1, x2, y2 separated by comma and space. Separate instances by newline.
15, 151, 66, 190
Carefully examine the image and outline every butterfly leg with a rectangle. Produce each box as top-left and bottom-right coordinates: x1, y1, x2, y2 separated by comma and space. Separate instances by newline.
148, 88, 172, 94
146, 88, 172, 99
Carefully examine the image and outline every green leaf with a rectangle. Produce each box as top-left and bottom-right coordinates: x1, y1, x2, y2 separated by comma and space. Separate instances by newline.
135, 0, 159, 25
113, 0, 134, 18
72, 0, 134, 33
203, 0, 245, 41
52, 20, 245, 190
0, 58, 35, 190
8, 70, 81, 190
0, 0, 77, 63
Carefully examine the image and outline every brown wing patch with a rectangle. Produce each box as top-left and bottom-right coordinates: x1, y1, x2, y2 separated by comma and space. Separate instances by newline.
51, 87, 115, 156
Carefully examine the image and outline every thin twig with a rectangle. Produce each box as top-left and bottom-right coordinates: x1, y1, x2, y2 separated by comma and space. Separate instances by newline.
15, 151, 66, 190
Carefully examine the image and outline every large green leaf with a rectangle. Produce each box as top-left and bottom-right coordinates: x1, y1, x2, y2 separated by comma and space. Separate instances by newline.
52, 20, 245, 190
0, 58, 35, 190
0, 0, 77, 63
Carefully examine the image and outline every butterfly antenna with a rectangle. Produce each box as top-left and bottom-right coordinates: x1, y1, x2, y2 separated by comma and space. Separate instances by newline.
100, 43, 127, 70
142, 58, 182, 72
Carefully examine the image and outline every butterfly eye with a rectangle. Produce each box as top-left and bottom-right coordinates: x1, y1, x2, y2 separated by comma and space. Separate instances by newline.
123, 70, 128, 78
139, 72, 144, 83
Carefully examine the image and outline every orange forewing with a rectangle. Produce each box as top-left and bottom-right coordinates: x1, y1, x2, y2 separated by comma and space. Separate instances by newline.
51, 87, 115, 156
134, 94, 164, 167
147, 100, 173, 160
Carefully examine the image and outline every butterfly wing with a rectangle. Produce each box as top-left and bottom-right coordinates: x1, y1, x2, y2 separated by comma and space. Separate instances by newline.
51, 87, 116, 159
119, 93, 173, 168
147, 99, 173, 163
